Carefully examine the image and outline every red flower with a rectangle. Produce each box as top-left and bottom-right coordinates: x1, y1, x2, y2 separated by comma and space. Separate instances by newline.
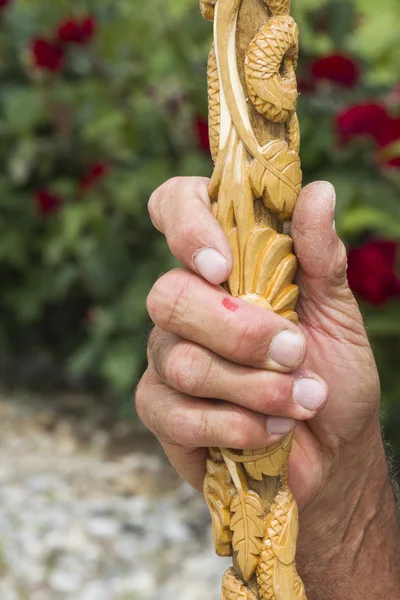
79, 17, 96, 42
311, 53, 360, 88
347, 240, 400, 305
0, 0, 11, 8
57, 15, 96, 45
375, 117, 400, 168
31, 38, 64, 73
80, 163, 109, 191
35, 190, 62, 215
374, 117, 400, 147
57, 20, 82, 44
194, 117, 210, 153
336, 103, 400, 167
336, 103, 390, 143
386, 156, 400, 168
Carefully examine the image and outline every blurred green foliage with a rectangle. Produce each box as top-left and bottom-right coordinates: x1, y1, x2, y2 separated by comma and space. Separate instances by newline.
0, 0, 399, 443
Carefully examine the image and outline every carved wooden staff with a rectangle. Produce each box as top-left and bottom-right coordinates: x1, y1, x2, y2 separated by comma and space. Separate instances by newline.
199, 0, 306, 598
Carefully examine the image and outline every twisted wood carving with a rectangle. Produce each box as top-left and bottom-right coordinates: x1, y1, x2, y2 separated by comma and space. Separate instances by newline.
200, 0, 307, 597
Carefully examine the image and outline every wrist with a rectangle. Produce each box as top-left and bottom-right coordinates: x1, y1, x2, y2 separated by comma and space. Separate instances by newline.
297, 429, 400, 599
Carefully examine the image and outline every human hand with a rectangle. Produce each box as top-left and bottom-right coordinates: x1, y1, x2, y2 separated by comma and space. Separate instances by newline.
136, 177, 399, 595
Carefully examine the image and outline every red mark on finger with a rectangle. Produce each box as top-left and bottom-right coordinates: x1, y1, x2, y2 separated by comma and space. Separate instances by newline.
222, 297, 239, 312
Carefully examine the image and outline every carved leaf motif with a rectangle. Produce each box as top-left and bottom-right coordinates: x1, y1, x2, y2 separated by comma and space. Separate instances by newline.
257, 486, 306, 600
227, 227, 240, 297
249, 140, 302, 221
221, 569, 258, 600
273, 561, 300, 600
230, 490, 265, 582
244, 449, 289, 480
204, 457, 235, 557
200, 0, 216, 21
272, 284, 299, 313
270, 495, 298, 565
223, 436, 293, 481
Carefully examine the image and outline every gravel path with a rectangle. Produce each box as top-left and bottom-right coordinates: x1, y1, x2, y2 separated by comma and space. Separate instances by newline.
0, 397, 229, 600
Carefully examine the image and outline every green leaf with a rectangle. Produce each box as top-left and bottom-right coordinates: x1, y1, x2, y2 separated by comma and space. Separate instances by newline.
2, 87, 44, 133
339, 206, 400, 238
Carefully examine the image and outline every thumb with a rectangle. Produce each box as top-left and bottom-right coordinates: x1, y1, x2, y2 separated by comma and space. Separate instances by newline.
291, 181, 353, 315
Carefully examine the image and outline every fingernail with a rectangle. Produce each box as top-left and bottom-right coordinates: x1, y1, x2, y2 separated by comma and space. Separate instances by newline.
293, 377, 327, 411
269, 330, 305, 368
194, 248, 228, 285
267, 417, 296, 435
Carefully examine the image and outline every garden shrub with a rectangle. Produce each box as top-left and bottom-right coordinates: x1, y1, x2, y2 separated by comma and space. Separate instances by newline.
0, 0, 399, 441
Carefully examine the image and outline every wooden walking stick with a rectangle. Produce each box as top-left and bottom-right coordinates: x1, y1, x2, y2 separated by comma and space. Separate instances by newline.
199, 0, 306, 598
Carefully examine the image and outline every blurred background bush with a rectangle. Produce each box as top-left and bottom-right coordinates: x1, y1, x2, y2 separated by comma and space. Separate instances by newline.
0, 0, 399, 451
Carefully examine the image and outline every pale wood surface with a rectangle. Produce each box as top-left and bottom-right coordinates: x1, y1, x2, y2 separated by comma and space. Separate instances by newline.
200, 0, 307, 597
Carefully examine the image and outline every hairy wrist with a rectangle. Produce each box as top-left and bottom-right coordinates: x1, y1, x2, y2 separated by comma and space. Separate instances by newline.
297, 431, 400, 599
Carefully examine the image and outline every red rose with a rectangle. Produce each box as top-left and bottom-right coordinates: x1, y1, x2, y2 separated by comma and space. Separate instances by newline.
194, 117, 210, 154
336, 103, 390, 143
311, 53, 360, 88
57, 20, 82, 44
35, 190, 62, 215
31, 38, 64, 73
80, 162, 109, 191
347, 240, 400, 305
374, 117, 400, 168
336, 103, 400, 167
375, 117, 400, 148
57, 15, 96, 45
79, 17, 96, 43
386, 156, 400, 167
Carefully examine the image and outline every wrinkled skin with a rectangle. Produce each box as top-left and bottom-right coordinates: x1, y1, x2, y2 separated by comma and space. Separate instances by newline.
137, 176, 381, 494
136, 177, 399, 597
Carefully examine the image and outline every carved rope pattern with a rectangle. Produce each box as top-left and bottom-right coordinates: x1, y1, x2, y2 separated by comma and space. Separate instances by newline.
245, 16, 299, 124
207, 44, 220, 164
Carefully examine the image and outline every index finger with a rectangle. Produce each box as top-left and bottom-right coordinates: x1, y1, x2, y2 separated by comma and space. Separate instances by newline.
148, 176, 233, 285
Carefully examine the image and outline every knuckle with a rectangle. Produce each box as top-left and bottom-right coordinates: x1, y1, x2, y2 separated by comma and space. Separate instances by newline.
148, 190, 160, 225
135, 380, 170, 442
174, 220, 198, 243
147, 327, 160, 361
166, 342, 212, 396
224, 316, 268, 363
148, 177, 183, 226
146, 269, 193, 330
224, 318, 253, 360
176, 175, 205, 199
226, 407, 253, 448
146, 327, 169, 379
168, 176, 187, 189
257, 375, 291, 414
165, 405, 205, 447
146, 284, 158, 322
134, 373, 150, 424
150, 414, 170, 445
